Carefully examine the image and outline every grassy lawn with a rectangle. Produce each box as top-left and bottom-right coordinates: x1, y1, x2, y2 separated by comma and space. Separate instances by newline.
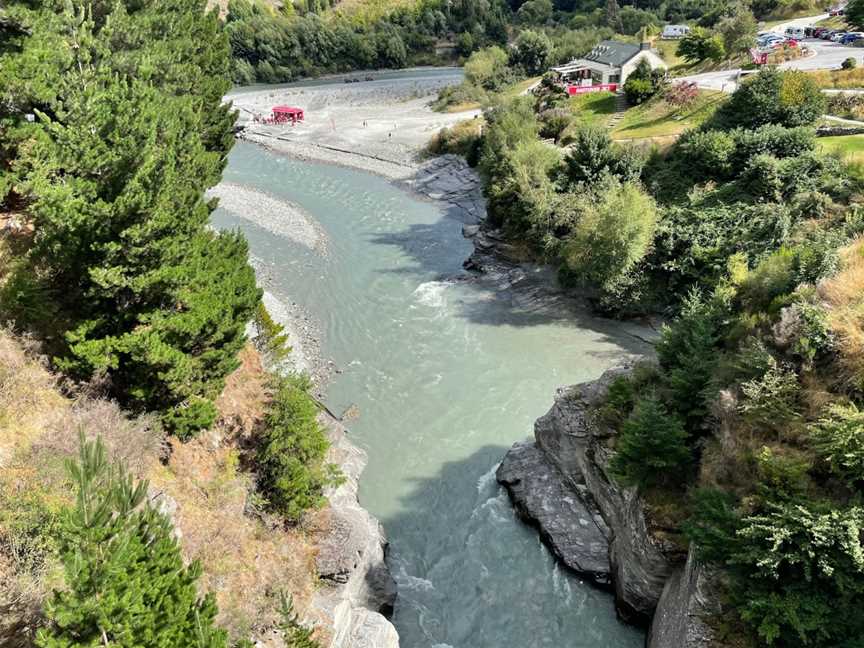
611, 91, 725, 141
568, 91, 617, 127
654, 40, 687, 70
818, 134, 864, 164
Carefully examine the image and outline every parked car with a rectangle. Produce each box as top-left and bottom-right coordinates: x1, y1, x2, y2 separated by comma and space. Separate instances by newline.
814, 27, 830, 38
785, 26, 806, 40
841, 32, 864, 45
832, 31, 849, 42
757, 33, 784, 45
829, 7, 846, 16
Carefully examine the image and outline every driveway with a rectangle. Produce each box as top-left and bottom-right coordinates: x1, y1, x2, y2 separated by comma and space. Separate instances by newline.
681, 13, 864, 91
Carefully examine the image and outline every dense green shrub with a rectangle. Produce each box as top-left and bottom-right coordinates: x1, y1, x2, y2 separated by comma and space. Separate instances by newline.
563, 126, 644, 185
623, 77, 655, 105
710, 68, 825, 130
609, 394, 691, 488
538, 108, 573, 142
562, 179, 658, 298
732, 503, 864, 646
676, 129, 737, 179
257, 375, 341, 521
623, 58, 665, 105
810, 403, 864, 486
738, 247, 799, 312
843, 56, 859, 70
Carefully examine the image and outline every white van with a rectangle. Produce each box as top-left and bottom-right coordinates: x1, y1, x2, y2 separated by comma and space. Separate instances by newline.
785, 26, 806, 40
662, 25, 690, 39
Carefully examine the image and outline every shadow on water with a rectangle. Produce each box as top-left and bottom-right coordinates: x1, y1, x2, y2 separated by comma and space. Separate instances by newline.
371, 445, 645, 648
369, 215, 657, 352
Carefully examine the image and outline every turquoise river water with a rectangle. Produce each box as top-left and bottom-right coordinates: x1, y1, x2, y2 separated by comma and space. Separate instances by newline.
212, 135, 650, 647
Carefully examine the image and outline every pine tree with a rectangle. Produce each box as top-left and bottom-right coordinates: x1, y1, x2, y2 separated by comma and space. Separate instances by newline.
277, 592, 320, 648
1, 0, 260, 435
609, 394, 691, 488
36, 434, 229, 647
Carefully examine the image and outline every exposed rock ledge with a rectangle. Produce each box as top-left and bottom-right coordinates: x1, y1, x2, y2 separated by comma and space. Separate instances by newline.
312, 415, 399, 648
497, 368, 721, 646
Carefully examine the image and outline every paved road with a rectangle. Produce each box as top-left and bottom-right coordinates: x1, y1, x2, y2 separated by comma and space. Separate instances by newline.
681, 13, 864, 91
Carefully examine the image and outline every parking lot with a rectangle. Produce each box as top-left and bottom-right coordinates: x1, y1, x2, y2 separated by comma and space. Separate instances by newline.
684, 12, 864, 90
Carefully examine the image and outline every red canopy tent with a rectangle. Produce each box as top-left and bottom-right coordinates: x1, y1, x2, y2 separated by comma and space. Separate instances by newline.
269, 106, 304, 125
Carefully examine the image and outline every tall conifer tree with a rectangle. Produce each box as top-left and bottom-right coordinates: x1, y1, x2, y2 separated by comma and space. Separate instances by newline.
0, 0, 260, 435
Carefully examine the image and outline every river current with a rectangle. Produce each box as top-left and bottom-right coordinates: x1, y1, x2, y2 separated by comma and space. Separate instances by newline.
212, 130, 649, 647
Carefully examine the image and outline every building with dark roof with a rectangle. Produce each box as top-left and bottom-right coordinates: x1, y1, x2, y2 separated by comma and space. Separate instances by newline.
551, 39, 668, 90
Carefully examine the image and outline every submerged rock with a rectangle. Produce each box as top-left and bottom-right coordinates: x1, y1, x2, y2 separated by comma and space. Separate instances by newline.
497, 368, 686, 625
313, 414, 399, 648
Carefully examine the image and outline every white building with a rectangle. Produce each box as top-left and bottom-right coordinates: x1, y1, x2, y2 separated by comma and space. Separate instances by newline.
661, 25, 690, 39
551, 40, 668, 89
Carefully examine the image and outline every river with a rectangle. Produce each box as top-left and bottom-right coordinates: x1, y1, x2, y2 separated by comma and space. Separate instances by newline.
211, 135, 649, 647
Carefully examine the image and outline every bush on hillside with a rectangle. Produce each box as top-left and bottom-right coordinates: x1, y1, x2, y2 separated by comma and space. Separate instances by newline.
561, 179, 657, 297
538, 108, 573, 142
563, 126, 645, 185
732, 503, 864, 646
256, 375, 341, 521
609, 394, 691, 488
710, 68, 825, 130
624, 77, 655, 105
810, 403, 864, 486
843, 56, 858, 70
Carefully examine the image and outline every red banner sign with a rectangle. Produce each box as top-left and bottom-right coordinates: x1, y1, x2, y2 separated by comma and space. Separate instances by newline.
567, 84, 618, 95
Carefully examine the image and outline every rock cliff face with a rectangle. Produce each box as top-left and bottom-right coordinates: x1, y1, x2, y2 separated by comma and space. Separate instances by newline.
648, 547, 719, 648
498, 369, 684, 628
313, 415, 399, 648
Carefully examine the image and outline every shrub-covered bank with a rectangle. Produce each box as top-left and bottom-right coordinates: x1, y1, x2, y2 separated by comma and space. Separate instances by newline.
466, 66, 864, 647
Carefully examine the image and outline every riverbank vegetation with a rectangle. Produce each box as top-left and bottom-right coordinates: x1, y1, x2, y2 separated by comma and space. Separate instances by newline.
0, 0, 341, 643
441, 62, 864, 645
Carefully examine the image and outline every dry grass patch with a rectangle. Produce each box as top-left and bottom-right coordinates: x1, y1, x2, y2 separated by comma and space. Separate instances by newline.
216, 343, 270, 439
818, 238, 864, 388
150, 434, 319, 643
808, 67, 864, 90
